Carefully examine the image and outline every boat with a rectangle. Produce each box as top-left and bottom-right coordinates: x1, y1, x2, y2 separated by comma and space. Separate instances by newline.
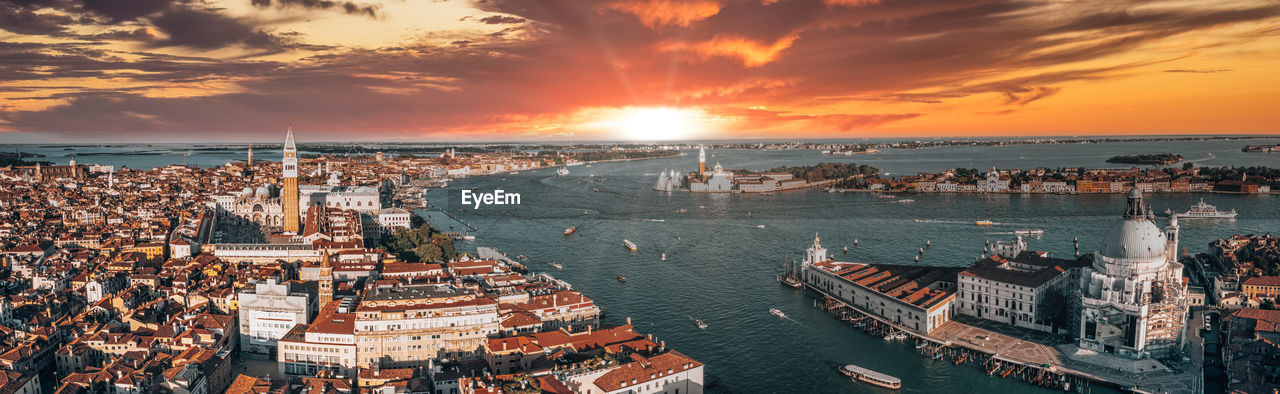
1015, 229, 1044, 236
660, 253, 667, 261
876, 194, 897, 199
915, 341, 929, 350
975, 220, 995, 226
623, 239, 638, 251
769, 308, 786, 318
952, 353, 968, 365
616, 275, 627, 282
583, 211, 590, 215
593, 188, 600, 192
840, 365, 902, 390
548, 262, 563, 270
897, 199, 915, 203
564, 227, 577, 236
756, 224, 766, 229
695, 319, 708, 330
677, 208, 688, 213
1167, 198, 1237, 219
557, 167, 570, 176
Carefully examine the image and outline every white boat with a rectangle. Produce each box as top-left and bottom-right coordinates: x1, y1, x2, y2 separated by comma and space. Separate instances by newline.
841, 365, 902, 390
876, 194, 897, 199
564, 227, 577, 236
660, 253, 667, 261
695, 319, 708, 329
1167, 198, 1237, 219
896, 199, 915, 203
548, 262, 563, 270
769, 308, 786, 318
557, 167, 570, 176
623, 239, 638, 251
756, 224, 766, 229
1014, 229, 1044, 236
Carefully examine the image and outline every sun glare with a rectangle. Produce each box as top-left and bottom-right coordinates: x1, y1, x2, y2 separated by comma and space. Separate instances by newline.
614, 107, 702, 140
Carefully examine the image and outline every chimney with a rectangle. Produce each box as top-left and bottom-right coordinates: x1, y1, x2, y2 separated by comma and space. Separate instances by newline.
626, 317, 631, 326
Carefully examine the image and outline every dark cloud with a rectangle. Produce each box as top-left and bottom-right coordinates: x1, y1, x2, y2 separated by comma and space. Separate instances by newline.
81, 0, 177, 22
250, 0, 379, 18
148, 8, 287, 50
90, 27, 158, 41
478, 15, 524, 24
0, 2, 74, 34
1164, 68, 1232, 73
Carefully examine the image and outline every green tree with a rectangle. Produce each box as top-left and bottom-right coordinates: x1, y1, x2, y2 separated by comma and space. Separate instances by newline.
416, 243, 444, 262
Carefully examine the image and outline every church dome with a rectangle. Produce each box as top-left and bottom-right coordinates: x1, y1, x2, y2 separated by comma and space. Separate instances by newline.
240, 187, 254, 196
1098, 218, 1166, 260
1097, 188, 1166, 261
255, 185, 271, 198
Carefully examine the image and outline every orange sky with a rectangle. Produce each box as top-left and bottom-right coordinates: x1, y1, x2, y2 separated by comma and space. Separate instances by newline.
1, 0, 1278, 142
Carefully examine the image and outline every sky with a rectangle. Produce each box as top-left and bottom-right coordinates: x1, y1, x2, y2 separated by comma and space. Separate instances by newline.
1, 0, 1279, 142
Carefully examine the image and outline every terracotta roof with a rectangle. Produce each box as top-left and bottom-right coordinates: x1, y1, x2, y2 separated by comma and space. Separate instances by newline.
592, 351, 702, 392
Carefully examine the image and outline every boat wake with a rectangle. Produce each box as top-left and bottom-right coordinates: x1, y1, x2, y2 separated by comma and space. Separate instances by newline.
1187, 152, 1216, 164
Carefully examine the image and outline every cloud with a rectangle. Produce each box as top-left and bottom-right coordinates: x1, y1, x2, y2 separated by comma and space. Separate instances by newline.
148, 8, 288, 50
81, 0, 177, 22
5, 0, 1280, 139
250, 0, 379, 18
1001, 86, 1060, 106
477, 15, 525, 24
0, 2, 74, 34
1163, 68, 1232, 73
607, 0, 721, 28
661, 34, 798, 67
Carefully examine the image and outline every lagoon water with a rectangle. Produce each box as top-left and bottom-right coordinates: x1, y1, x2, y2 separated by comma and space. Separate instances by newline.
15, 138, 1280, 393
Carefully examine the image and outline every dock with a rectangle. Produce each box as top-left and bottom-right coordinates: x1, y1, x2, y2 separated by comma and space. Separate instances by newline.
802, 283, 1202, 393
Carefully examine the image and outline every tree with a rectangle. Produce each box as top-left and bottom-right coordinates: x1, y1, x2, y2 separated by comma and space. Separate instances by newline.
416, 243, 444, 262
1183, 162, 1194, 170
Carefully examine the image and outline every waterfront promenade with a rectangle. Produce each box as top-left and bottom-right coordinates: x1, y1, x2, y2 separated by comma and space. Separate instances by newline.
807, 284, 1203, 393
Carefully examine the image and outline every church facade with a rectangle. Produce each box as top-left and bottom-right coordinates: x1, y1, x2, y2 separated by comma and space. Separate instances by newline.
1078, 189, 1188, 359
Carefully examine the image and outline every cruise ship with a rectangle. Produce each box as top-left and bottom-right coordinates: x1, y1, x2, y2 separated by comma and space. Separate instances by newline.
1167, 198, 1237, 219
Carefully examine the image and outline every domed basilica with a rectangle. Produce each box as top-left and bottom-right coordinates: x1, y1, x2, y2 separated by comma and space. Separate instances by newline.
1079, 189, 1188, 359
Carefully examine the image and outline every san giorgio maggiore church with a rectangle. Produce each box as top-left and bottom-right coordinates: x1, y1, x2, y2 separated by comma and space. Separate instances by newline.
211, 126, 381, 231
1078, 189, 1188, 359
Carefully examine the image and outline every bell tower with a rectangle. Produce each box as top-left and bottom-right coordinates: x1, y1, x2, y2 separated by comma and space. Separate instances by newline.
282, 125, 300, 233
318, 252, 334, 306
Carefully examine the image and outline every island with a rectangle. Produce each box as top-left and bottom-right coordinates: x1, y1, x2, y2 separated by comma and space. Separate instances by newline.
1105, 153, 1183, 165
1243, 144, 1280, 153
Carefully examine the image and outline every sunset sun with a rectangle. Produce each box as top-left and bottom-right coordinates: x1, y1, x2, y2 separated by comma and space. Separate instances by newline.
614, 107, 704, 140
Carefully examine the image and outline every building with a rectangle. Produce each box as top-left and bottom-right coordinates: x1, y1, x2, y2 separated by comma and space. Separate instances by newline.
1243, 276, 1280, 301
800, 235, 960, 334
238, 279, 314, 356
278, 302, 357, 377
1078, 189, 1188, 359
353, 284, 500, 368
561, 351, 704, 394
299, 185, 381, 214
377, 208, 412, 231
283, 125, 301, 233
956, 240, 1089, 333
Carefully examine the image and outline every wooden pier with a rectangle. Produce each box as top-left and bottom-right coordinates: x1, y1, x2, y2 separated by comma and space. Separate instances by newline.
804, 284, 1101, 392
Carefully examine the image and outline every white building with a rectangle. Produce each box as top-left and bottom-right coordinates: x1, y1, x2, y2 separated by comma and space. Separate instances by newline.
238, 279, 314, 356
979, 168, 1011, 192
1078, 189, 1188, 359
300, 185, 381, 214
353, 284, 500, 368
377, 208, 412, 231
956, 241, 1089, 333
800, 235, 959, 334
562, 351, 705, 394
278, 307, 358, 377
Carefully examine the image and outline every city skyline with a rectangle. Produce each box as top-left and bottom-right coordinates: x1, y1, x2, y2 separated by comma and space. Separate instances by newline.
2, 0, 1280, 142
